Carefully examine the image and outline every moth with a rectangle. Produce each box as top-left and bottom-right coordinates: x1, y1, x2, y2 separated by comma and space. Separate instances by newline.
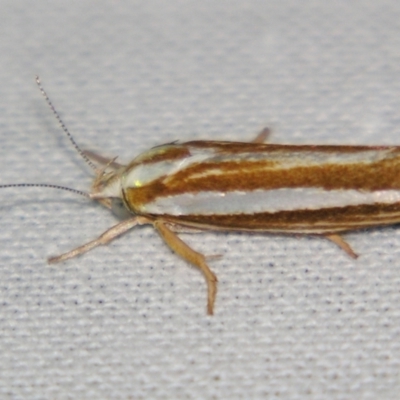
2, 77, 400, 315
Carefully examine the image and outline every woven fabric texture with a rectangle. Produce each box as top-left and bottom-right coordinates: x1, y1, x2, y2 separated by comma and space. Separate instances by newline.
0, 1, 399, 399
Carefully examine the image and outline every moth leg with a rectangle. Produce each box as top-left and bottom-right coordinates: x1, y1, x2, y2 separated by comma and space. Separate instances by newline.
48, 216, 152, 264
154, 220, 218, 315
251, 127, 271, 143
324, 233, 358, 259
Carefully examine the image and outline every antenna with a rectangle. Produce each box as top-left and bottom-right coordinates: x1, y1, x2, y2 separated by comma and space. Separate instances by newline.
0, 183, 89, 198
0, 79, 97, 201
35, 76, 98, 172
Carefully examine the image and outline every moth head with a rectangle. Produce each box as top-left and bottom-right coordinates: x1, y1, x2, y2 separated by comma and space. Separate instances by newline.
90, 163, 125, 210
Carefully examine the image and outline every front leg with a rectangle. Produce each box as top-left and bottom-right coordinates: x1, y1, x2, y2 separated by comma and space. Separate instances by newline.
48, 216, 152, 264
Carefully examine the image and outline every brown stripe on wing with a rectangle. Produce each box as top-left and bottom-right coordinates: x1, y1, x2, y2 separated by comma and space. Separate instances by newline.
165, 156, 400, 192
156, 203, 400, 233
127, 145, 191, 166
185, 141, 400, 154
127, 141, 400, 167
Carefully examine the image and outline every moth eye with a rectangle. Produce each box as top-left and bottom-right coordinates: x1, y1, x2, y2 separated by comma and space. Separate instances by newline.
111, 198, 132, 220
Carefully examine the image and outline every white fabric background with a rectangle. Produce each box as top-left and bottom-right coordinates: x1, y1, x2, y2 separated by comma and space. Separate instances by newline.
0, 1, 400, 399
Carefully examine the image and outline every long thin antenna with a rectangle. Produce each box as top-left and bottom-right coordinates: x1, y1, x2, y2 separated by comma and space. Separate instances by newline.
0, 183, 89, 198
35, 76, 98, 172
